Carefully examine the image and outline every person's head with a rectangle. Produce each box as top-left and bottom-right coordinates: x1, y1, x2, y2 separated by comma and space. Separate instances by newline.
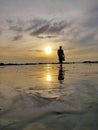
59, 46, 62, 49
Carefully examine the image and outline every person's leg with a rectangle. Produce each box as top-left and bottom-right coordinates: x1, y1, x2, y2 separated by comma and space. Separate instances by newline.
60, 63, 62, 68
59, 58, 62, 67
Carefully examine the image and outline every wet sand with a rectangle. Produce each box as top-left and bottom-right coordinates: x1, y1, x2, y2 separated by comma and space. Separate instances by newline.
0, 64, 98, 130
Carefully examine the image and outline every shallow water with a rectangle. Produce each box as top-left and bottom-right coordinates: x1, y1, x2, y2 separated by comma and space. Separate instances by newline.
0, 64, 98, 130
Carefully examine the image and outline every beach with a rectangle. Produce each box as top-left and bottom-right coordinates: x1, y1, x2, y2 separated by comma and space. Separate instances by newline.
0, 64, 98, 130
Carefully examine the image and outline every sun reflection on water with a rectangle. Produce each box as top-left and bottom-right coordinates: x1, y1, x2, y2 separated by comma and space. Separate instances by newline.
46, 74, 52, 81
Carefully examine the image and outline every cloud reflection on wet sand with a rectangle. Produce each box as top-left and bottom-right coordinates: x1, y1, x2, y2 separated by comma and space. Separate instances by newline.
0, 64, 98, 130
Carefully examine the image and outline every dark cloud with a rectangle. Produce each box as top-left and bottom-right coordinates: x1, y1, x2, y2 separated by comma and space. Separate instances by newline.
13, 35, 22, 41
45, 35, 56, 39
36, 36, 45, 39
9, 25, 23, 32
30, 23, 50, 36
6, 19, 24, 41
25, 26, 35, 32
34, 50, 43, 52
31, 18, 48, 25
6, 18, 70, 40
6, 13, 98, 45
48, 21, 68, 34
30, 19, 70, 37
6, 19, 13, 24
37, 35, 56, 39
25, 19, 49, 31
7, 19, 25, 32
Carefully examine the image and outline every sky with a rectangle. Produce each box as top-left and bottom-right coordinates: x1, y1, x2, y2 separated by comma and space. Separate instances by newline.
0, 0, 98, 63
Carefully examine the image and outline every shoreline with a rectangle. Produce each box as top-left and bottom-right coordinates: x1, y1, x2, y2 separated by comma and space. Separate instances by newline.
0, 61, 98, 66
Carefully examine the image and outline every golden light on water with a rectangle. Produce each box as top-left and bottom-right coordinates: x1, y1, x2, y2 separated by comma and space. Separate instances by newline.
46, 74, 52, 81
45, 46, 52, 54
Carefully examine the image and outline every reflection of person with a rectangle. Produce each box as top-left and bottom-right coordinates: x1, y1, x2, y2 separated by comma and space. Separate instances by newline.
58, 66, 64, 84
57, 46, 65, 67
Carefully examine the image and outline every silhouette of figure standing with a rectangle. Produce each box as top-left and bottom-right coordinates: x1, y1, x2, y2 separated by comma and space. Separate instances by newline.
57, 46, 65, 67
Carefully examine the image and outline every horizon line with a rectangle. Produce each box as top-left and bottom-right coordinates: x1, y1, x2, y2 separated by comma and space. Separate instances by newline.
0, 61, 98, 66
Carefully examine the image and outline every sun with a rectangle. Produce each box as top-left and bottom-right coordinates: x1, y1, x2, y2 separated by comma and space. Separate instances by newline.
45, 46, 52, 54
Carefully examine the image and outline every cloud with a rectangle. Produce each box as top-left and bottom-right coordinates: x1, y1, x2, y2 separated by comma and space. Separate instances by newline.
0, 27, 3, 35
29, 19, 70, 37
75, 1, 98, 44
8, 19, 25, 32
6, 18, 71, 40
6, 19, 25, 40
48, 21, 68, 34
82, 5, 98, 29
59, 1, 98, 45
25, 19, 48, 31
78, 31, 95, 44
5, 4, 98, 45
37, 35, 56, 39
30, 23, 50, 36
13, 35, 22, 41
6, 19, 13, 24
0, 23, 4, 35
36, 36, 45, 39
34, 50, 43, 52
9, 25, 23, 32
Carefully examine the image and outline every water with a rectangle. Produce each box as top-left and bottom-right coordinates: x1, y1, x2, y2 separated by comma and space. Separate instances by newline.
0, 64, 98, 130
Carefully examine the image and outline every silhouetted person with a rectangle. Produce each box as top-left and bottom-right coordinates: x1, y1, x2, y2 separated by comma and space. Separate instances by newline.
57, 46, 65, 67
58, 66, 64, 84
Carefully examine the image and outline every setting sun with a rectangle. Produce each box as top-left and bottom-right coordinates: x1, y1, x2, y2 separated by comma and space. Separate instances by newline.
45, 46, 52, 54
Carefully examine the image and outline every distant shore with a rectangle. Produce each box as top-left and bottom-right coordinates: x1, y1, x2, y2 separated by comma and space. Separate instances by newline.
0, 61, 98, 66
